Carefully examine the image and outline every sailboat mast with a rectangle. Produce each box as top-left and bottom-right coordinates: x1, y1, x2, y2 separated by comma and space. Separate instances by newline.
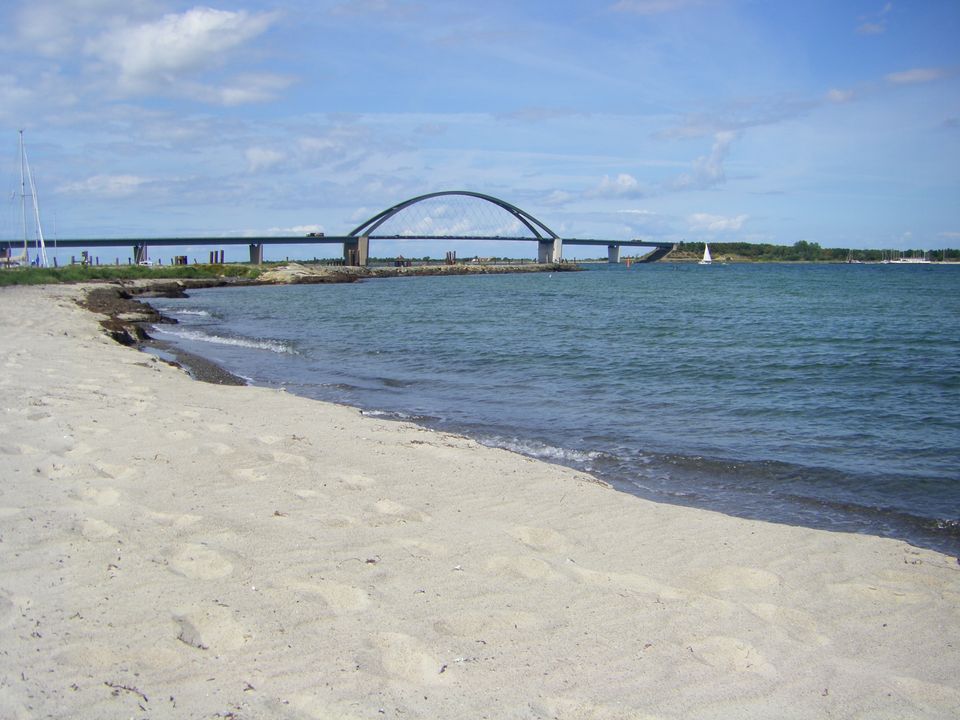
17, 130, 47, 267
23, 141, 47, 266
18, 130, 28, 265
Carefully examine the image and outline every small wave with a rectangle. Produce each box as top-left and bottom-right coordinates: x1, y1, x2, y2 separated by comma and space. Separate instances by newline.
359, 409, 439, 423
151, 306, 211, 317
151, 326, 295, 354
477, 435, 614, 469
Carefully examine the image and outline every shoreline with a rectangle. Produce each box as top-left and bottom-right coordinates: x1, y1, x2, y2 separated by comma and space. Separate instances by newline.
1, 282, 958, 718
121, 279, 960, 557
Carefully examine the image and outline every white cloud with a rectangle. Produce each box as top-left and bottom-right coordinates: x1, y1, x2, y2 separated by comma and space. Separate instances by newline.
542, 190, 576, 206
856, 2, 893, 35
593, 173, 645, 198
205, 74, 294, 106
0, 74, 32, 113
87, 7, 278, 96
268, 224, 326, 236
57, 174, 148, 197
826, 88, 854, 103
885, 67, 944, 85
13, 0, 153, 57
246, 147, 286, 173
856, 22, 884, 35
671, 131, 735, 190
688, 212, 748, 232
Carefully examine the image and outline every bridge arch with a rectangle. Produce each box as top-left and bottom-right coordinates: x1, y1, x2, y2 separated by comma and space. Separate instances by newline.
349, 190, 560, 240
343, 190, 563, 265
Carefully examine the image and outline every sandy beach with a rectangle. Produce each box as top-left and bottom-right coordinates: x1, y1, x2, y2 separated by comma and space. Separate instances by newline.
1, 283, 958, 719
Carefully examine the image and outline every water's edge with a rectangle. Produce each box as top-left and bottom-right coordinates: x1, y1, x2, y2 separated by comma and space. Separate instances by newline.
107, 273, 960, 558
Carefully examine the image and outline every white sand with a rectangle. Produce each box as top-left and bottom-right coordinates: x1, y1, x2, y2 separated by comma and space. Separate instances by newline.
1, 284, 958, 719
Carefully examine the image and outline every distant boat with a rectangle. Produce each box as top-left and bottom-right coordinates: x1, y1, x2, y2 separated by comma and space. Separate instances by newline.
698, 243, 712, 265
891, 251, 931, 264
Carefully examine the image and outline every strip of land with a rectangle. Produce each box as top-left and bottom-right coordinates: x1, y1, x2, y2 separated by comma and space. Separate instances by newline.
0, 283, 958, 719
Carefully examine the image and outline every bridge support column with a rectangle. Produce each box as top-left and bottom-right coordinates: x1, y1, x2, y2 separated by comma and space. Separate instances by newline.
343, 235, 369, 266
249, 243, 264, 265
537, 238, 562, 264
133, 244, 148, 264
608, 244, 621, 264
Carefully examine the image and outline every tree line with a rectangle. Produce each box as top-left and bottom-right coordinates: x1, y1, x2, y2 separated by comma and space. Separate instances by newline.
672, 240, 959, 262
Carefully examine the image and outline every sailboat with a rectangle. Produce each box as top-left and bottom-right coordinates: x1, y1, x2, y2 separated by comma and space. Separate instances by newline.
2, 131, 48, 267
698, 242, 712, 265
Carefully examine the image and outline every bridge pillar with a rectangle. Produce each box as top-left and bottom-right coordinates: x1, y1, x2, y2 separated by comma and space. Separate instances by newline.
133, 244, 148, 264
343, 235, 370, 266
537, 238, 562, 264
608, 244, 621, 264
249, 243, 264, 265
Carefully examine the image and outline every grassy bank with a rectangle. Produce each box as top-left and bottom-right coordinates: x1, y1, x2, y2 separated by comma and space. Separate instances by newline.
0, 263, 261, 287
667, 240, 959, 263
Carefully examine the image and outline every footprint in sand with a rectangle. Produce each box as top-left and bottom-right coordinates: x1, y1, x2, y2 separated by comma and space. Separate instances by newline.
286, 580, 371, 614
509, 525, 569, 553
72, 487, 120, 506
370, 499, 430, 523
434, 609, 548, 638
693, 565, 782, 596
200, 442, 234, 457
890, 676, 960, 710
486, 555, 562, 581
0, 443, 39, 456
321, 514, 359, 528
144, 510, 202, 529
748, 602, 830, 647
63, 441, 96, 458
567, 565, 688, 602
271, 450, 309, 467
689, 635, 777, 678
339, 473, 376, 490
77, 517, 119, 540
232, 467, 269, 482
391, 538, 451, 559
538, 697, 662, 720
372, 632, 449, 686
173, 606, 252, 651
91, 461, 134, 481
0, 591, 15, 628
167, 544, 234, 580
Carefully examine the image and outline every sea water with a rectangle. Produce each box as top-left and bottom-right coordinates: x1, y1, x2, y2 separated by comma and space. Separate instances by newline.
146, 263, 960, 555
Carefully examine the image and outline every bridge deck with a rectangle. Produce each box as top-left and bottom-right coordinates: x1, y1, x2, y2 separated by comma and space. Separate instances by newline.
2, 236, 672, 249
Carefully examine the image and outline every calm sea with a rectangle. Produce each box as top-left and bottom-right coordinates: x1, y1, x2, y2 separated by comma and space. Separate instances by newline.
145, 263, 960, 555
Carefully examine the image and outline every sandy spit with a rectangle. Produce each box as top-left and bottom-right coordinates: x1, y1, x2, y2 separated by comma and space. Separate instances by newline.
0, 283, 958, 719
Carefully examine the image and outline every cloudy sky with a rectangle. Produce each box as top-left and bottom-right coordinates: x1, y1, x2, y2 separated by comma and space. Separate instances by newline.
1, 0, 958, 259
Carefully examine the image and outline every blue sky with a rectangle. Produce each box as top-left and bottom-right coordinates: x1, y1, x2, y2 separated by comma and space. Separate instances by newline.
1, 0, 958, 261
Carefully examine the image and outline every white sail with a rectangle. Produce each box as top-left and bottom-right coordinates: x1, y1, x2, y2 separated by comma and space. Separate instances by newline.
17, 131, 48, 267
699, 243, 712, 265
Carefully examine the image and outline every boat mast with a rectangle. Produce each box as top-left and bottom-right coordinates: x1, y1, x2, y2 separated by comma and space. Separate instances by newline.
18, 130, 47, 267
18, 130, 28, 265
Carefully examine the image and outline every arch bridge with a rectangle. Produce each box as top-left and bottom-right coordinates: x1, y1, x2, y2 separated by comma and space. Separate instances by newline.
1, 190, 674, 266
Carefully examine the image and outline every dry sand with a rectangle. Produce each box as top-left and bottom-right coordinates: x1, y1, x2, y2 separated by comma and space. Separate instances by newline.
0, 283, 958, 719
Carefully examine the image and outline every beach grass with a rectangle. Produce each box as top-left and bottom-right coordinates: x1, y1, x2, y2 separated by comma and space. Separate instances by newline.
0, 263, 261, 286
